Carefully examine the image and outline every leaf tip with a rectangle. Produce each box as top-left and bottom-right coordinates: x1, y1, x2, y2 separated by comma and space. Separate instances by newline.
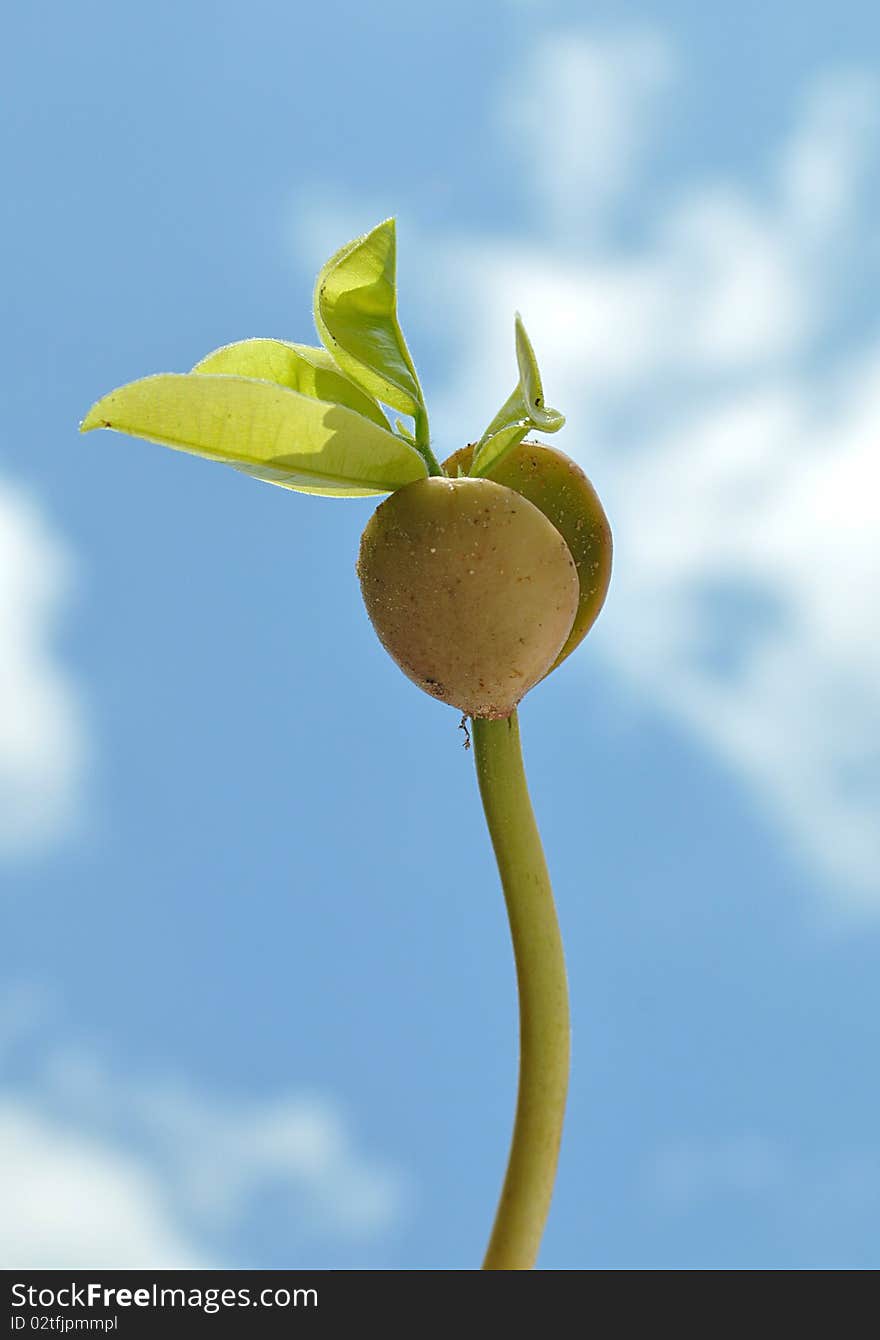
79, 401, 109, 434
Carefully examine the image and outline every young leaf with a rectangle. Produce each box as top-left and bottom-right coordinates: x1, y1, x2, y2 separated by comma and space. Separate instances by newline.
313, 219, 425, 418
394, 417, 418, 446
475, 385, 530, 447
471, 420, 532, 478
471, 314, 565, 477
80, 373, 427, 497
193, 339, 390, 430
513, 313, 565, 434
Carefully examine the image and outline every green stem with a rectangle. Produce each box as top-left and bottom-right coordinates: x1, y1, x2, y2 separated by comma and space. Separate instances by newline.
472, 711, 570, 1270
414, 405, 443, 476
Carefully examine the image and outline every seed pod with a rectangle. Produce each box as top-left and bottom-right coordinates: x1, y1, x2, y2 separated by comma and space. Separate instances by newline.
357, 476, 579, 719
444, 442, 612, 674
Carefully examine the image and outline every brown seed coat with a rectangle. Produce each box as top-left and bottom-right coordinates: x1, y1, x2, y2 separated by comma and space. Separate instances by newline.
444, 442, 612, 674
357, 477, 579, 719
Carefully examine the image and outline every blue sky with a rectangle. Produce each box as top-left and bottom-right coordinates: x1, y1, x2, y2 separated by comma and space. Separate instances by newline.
2, 0, 879, 1269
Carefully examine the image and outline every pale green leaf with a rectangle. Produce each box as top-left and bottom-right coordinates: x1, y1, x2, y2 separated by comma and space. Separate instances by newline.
471, 420, 532, 477
394, 417, 418, 446
476, 385, 528, 446
514, 313, 565, 434
80, 373, 427, 497
471, 314, 565, 477
192, 338, 390, 430
313, 218, 425, 417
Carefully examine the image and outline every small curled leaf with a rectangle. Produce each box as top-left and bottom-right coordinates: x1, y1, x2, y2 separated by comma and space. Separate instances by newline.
471, 315, 565, 477
394, 418, 418, 446
193, 339, 390, 430
80, 373, 427, 498
514, 314, 565, 434
313, 218, 425, 418
471, 419, 533, 478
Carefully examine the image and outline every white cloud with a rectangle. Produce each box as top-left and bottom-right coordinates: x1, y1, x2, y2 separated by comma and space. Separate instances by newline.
0, 1101, 210, 1269
609, 360, 880, 904
73, 1070, 408, 1241
0, 477, 85, 858
0, 1039, 407, 1268
500, 30, 674, 238
780, 71, 880, 240
659, 188, 812, 367
417, 34, 880, 909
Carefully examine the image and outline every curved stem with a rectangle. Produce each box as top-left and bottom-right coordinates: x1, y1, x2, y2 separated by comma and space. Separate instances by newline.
472, 711, 570, 1270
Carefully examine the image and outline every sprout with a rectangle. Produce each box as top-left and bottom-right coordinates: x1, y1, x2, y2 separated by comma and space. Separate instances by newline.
81, 218, 612, 1271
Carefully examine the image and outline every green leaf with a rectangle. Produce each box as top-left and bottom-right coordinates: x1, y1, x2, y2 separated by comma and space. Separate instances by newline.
192, 339, 390, 430
513, 313, 565, 434
80, 373, 428, 497
471, 314, 565, 477
313, 218, 425, 418
470, 376, 535, 475
476, 385, 529, 446
471, 420, 532, 477
394, 417, 418, 446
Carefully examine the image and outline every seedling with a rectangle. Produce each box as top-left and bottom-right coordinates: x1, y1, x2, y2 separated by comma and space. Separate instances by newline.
81, 219, 612, 1270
